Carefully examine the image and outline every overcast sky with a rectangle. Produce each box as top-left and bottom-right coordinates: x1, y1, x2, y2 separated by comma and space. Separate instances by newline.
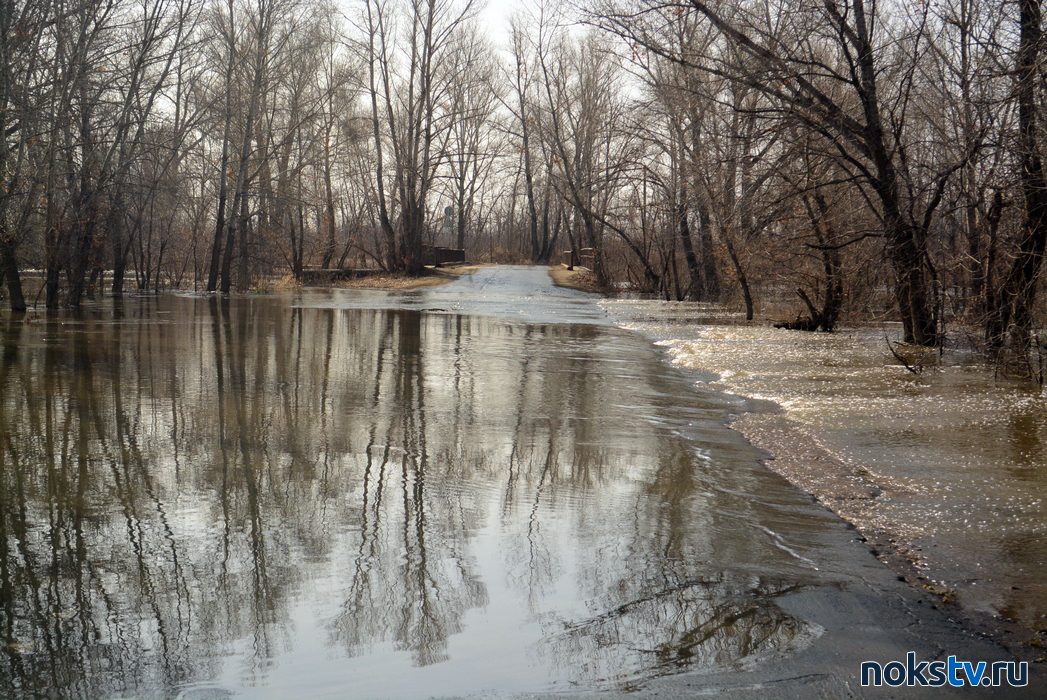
480, 0, 516, 48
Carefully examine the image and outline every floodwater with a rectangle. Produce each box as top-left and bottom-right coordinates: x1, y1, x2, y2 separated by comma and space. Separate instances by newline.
0, 268, 856, 699
608, 299, 1047, 634
5, 267, 1038, 699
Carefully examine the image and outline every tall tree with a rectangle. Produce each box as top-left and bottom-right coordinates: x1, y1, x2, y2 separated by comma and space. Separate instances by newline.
357, 0, 479, 274
987, 0, 1047, 354
443, 24, 500, 252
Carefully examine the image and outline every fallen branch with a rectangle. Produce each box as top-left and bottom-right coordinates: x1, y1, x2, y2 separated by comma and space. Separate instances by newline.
885, 335, 922, 376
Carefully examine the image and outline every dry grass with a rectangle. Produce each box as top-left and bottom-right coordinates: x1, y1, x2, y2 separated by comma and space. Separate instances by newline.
251, 275, 301, 293
547, 265, 605, 294
327, 264, 488, 290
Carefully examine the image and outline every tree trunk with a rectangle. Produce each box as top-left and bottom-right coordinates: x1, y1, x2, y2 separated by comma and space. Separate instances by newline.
522, 114, 540, 262
886, 215, 938, 345
320, 138, 337, 269
0, 0, 24, 312
697, 203, 720, 299
207, 64, 234, 292
0, 228, 25, 312
983, 191, 1004, 327
987, 0, 1047, 352
67, 84, 97, 308
676, 196, 702, 300
801, 194, 843, 332
724, 235, 753, 320
67, 194, 98, 308
235, 190, 251, 288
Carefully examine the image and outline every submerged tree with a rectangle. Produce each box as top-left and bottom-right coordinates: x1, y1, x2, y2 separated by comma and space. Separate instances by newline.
987, 0, 1047, 359
591, 0, 982, 344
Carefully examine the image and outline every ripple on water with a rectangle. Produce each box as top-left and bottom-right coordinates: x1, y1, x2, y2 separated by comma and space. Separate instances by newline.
0, 293, 831, 699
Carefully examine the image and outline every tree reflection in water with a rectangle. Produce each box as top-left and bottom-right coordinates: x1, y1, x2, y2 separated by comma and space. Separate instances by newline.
536, 573, 816, 688
0, 295, 819, 698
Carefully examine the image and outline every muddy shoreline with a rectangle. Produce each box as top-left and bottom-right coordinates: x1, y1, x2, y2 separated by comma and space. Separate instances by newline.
730, 409, 1047, 665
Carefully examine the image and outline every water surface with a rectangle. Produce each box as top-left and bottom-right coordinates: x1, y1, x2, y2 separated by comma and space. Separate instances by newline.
1, 269, 852, 698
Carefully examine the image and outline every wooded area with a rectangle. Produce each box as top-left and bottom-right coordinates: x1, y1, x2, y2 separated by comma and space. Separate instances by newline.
1, 0, 1046, 358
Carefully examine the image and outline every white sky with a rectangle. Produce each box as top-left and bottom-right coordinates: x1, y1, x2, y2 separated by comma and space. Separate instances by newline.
480, 0, 518, 49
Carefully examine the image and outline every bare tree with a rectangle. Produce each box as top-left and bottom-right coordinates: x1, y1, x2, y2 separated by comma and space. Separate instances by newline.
592, 0, 985, 345
504, 10, 559, 263
0, 0, 56, 311
442, 23, 501, 252
986, 0, 1047, 355
538, 28, 642, 284
355, 0, 479, 274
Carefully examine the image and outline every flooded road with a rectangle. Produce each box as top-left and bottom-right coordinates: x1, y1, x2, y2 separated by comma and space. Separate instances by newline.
0, 267, 1039, 698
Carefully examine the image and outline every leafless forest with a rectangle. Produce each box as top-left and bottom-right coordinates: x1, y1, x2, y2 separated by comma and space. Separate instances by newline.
1, 0, 1045, 354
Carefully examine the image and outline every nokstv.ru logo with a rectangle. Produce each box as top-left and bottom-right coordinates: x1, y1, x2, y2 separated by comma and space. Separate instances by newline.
861, 653, 1028, 687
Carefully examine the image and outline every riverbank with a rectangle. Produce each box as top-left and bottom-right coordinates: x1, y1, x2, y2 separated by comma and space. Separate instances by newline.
603, 299, 1047, 665
547, 264, 604, 294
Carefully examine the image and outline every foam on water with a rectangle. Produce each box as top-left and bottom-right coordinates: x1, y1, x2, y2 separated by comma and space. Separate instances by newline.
604, 298, 1047, 630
